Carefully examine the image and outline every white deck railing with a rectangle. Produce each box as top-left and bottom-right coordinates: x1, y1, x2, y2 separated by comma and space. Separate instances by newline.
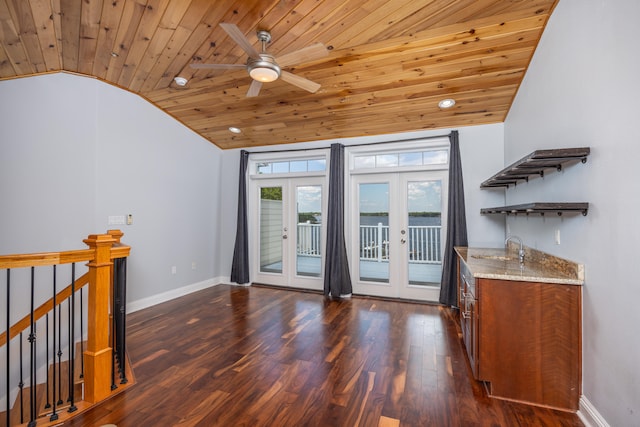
407, 225, 442, 263
297, 222, 442, 263
297, 222, 322, 255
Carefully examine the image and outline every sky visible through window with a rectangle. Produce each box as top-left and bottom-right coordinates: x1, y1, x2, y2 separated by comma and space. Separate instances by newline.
297, 186, 322, 213
359, 181, 441, 213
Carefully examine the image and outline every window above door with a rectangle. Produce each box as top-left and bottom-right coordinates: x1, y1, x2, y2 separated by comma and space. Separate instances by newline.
348, 138, 450, 174
249, 150, 329, 178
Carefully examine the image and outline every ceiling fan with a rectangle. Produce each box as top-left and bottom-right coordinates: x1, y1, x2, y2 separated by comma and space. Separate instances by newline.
190, 23, 328, 97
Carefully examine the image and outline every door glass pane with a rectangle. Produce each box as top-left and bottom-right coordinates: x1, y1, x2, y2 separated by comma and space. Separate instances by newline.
260, 186, 283, 273
407, 180, 442, 285
359, 183, 389, 282
296, 185, 322, 277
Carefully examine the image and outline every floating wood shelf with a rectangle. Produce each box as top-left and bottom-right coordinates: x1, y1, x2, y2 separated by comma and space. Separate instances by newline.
480, 147, 591, 188
480, 203, 589, 216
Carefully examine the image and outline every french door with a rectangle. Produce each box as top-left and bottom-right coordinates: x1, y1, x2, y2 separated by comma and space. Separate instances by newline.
350, 171, 447, 301
250, 177, 325, 290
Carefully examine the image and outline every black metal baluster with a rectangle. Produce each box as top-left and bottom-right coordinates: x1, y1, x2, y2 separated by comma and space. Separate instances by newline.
5, 269, 10, 427
28, 267, 36, 427
56, 295, 63, 406
68, 263, 77, 413
119, 258, 128, 384
19, 332, 24, 424
50, 265, 59, 422
45, 312, 51, 410
66, 295, 70, 405
115, 257, 125, 383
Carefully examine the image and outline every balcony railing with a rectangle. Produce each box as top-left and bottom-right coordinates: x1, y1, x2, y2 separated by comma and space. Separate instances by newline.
296, 222, 442, 263
297, 222, 322, 256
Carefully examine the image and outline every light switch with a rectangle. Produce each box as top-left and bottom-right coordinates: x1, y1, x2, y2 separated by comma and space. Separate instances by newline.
108, 215, 125, 225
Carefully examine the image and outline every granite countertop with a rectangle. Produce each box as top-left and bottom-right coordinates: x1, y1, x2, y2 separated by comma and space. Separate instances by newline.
455, 246, 584, 285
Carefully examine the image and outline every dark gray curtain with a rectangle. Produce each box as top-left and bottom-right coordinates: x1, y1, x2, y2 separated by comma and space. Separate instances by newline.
324, 143, 353, 297
230, 150, 250, 284
439, 131, 468, 307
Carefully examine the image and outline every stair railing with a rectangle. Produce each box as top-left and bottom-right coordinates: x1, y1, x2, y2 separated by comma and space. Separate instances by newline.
0, 230, 130, 426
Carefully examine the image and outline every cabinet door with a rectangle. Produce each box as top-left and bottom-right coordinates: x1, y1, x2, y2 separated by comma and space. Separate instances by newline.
463, 280, 478, 377
477, 278, 581, 410
459, 259, 478, 377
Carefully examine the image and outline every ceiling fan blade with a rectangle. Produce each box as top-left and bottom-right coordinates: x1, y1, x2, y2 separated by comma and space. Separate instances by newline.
219, 23, 261, 60
276, 43, 328, 67
280, 71, 321, 93
190, 63, 246, 70
246, 80, 262, 97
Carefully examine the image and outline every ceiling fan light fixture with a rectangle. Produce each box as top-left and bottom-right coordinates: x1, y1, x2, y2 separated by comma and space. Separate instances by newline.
248, 55, 281, 83
438, 98, 456, 109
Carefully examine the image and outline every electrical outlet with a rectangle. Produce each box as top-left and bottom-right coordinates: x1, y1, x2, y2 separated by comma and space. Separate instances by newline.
192, 262, 197, 270
171, 266, 177, 274
555, 229, 561, 245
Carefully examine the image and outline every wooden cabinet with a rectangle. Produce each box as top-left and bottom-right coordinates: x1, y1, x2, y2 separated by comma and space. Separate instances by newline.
458, 257, 582, 411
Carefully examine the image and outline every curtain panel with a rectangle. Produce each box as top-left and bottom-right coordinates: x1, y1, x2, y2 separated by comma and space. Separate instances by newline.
439, 131, 468, 306
323, 143, 353, 297
230, 150, 250, 284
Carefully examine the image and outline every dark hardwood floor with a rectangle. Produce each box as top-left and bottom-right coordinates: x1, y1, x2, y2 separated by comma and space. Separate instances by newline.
66, 285, 584, 426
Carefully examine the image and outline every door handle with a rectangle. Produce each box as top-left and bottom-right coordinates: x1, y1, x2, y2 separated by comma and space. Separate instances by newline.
283, 235, 288, 239
401, 238, 406, 244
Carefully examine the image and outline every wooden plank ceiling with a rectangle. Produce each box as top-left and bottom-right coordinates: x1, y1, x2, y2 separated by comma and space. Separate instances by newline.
0, 0, 558, 149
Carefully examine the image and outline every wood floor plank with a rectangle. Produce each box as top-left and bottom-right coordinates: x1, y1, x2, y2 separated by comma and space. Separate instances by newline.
63, 285, 584, 427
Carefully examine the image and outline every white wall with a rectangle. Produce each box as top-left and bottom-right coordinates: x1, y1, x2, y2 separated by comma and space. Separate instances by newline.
220, 124, 506, 281
0, 73, 224, 308
0, 74, 97, 252
504, 1, 640, 425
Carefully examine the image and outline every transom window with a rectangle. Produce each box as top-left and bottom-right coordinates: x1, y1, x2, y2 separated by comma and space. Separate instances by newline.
255, 158, 326, 175
353, 149, 448, 170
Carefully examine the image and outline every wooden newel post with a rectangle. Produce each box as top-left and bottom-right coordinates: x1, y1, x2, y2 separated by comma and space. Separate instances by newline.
83, 233, 117, 403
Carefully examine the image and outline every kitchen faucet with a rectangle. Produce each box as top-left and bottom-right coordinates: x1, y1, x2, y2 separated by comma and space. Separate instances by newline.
505, 235, 525, 264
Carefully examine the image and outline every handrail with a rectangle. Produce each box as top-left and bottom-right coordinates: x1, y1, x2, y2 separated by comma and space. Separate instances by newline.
0, 249, 93, 269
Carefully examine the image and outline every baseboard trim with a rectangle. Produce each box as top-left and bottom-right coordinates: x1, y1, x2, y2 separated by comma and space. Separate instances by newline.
578, 395, 610, 427
127, 277, 224, 313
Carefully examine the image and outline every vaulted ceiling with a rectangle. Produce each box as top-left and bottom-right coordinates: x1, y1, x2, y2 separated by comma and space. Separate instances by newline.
0, 0, 558, 149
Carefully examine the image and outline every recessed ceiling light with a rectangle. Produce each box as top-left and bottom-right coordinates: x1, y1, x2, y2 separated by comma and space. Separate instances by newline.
110, 52, 119, 57
228, 127, 242, 134
438, 98, 456, 109
174, 76, 188, 86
